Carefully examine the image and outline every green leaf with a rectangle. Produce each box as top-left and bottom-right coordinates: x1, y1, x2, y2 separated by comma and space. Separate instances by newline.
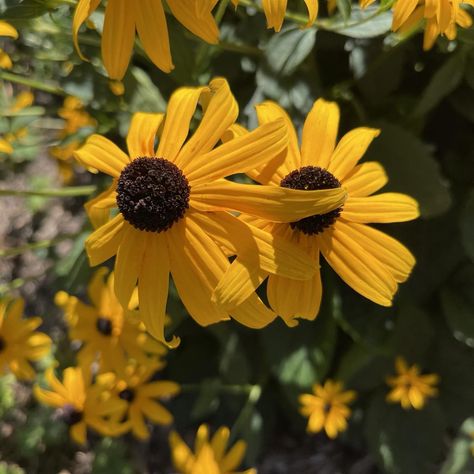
460, 188, 474, 261
366, 391, 446, 474
1, 0, 49, 20
191, 378, 221, 420
440, 418, 474, 474
413, 49, 467, 117
364, 121, 452, 218
264, 26, 316, 76
336, 0, 352, 21
332, 6, 392, 38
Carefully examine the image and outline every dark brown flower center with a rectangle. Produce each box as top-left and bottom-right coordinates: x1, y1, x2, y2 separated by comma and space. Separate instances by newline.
280, 166, 342, 235
60, 404, 83, 426
119, 388, 135, 403
0, 336, 5, 352
116, 157, 190, 233
96, 317, 113, 336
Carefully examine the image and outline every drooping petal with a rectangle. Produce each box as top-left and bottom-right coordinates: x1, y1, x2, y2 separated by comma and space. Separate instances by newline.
327, 127, 380, 181
317, 221, 398, 306
157, 87, 204, 163
74, 134, 130, 178
126, 112, 164, 158
114, 223, 146, 308
176, 79, 239, 171
72, 0, 100, 60
230, 293, 277, 329
136, 0, 173, 73
84, 184, 117, 229
167, 217, 229, 327
129, 404, 149, 439
185, 119, 288, 185
301, 99, 340, 169
392, 0, 420, 30
0, 20, 18, 38
303, 0, 319, 26
138, 233, 179, 349
169, 431, 195, 473
341, 161, 387, 197
262, 0, 288, 31
101, 0, 136, 80
85, 214, 125, 266
341, 193, 420, 223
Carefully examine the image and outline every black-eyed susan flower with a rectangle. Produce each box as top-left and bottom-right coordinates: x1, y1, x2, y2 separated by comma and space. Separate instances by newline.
0, 298, 51, 381
169, 424, 256, 474
232, 0, 318, 31
73, 0, 219, 80
215, 99, 418, 326
34, 367, 128, 444
75, 78, 346, 347
386, 357, 439, 410
112, 362, 179, 440
56, 268, 166, 375
0, 20, 17, 70
392, 0, 473, 50
299, 379, 356, 439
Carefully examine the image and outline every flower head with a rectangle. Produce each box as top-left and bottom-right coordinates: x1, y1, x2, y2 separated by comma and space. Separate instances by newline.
112, 361, 179, 440
58, 96, 96, 137
56, 268, 166, 375
0, 20, 18, 70
75, 78, 346, 347
169, 424, 256, 474
232, 0, 318, 31
392, 0, 473, 50
299, 379, 356, 439
0, 298, 51, 380
214, 99, 418, 326
34, 367, 128, 444
386, 357, 439, 410
73, 0, 220, 80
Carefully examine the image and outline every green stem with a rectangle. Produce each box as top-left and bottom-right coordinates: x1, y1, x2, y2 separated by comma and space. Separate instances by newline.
180, 383, 255, 395
0, 71, 66, 96
0, 186, 96, 198
0, 233, 79, 257
230, 384, 262, 441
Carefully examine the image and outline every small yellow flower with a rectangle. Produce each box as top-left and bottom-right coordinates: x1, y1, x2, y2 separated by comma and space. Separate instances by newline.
386, 356, 439, 410
50, 140, 81, 184
299, 380, 356, 439
232, 0, 319, 31
75, 78, 345, 347
73, 0, 220, 80
169, 424, 256, 474
58, 96, 96, 137
0, 20, 18, 70
9, 91, 34, 112
34, 367, 128, 444
0, 138, 13, 155
112, 362, 180, 440
392, 0, 474, 50
56, 268, 166, 375
0, 298, 51, 381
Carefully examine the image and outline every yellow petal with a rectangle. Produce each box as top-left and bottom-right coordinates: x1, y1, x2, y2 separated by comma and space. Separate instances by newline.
317, 221, 397, 306
101, 0, 136, 80
341, 161, 387, 197
167, 217, 229, 326
221, 440, 247, 472
72, 0, 100, 60
176, 78, 239, 171
191, 179, 346, 222
301, 99, 340, 169
141, 398, 173, 425
70, 422, 87, 445
114, 223, 146, 308
0, 20, 18, 38
392, 0, 420, 30
74, 134, 129, 178
0, 138, 13, 154
327, 127, 381, 181
210, 426, 230, 461
85, 214, 125, 266
84, 184, 117, 229
157, 86, 204, 163
303, 0, 319, 27
136, 0, 173, 73
230, 293, 277, 329
185, 119, 288, 185
127, 112, 164, 158
169, 431, 196, 473
341, 193, 420, 223
262, 0, 288, 31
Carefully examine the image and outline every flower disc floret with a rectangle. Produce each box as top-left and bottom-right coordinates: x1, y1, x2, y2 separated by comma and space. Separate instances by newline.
61, 404, 84, 426
116, 157, 190, 233
96, 317, 113, 336
281, 166, 342, 235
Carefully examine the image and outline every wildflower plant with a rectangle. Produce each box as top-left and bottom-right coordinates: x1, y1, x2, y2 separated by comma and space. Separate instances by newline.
0, 0, 473, 473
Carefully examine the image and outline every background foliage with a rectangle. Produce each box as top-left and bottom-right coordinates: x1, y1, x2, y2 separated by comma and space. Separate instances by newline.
0, 0, 473, 472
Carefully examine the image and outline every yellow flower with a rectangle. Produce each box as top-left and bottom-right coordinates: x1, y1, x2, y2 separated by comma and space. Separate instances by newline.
75, 78, 346, 347
58, 96, 96, 137
392, 0, 474, 50
9, 91, 34, 112
50, 140, 82, 184
56, 268, 166, 375
0, 298, 51, 381
73, 0, 219, 80
0, 20, 18, 70
386, 356, 439, 410
214, 99, 418, 326
0, 138, 13, 155
169, 424, 256, 474
112, 362, 179, 440
299, 379, 356, 439
232, 0, 318, 31
34, 367, 128, 444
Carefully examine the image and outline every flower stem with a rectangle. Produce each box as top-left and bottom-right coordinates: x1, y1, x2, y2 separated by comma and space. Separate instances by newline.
0, 71, 66, 96
0, 233, 79, 258
0, 186, 97, 198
